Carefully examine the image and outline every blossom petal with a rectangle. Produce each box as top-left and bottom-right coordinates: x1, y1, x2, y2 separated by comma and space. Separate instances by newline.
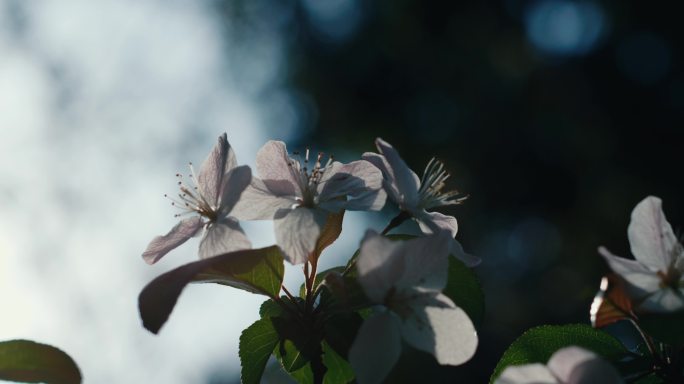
362, 152, 403, 204
255, 140, 299, 195
417, 211, 458, 237
495, 364, 557, 384
318, 160, 387, 212
274, 207, 326, 264
628, 196, 679, 271
198, 218, 252, 259
231, 178, 295, 220
640, 288, 684, 313
197, 133, 236, 207
449, 238, 482, 267
547, 346, 622, 384
375, 138, 421, 207
394, 231, 452, 291
142, 217, 204, 264
356, 231, 406, 302
599, 246, 661, 294
401, 292, 477, 366
218, 165, 252, 215
349, 311, 402, 384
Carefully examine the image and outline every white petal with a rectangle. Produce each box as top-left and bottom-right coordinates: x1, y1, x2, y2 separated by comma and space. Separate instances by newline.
362, 152, 404, 204
142, 217, 204, 264
356, 231, 406, 302
639, 288, 684, 313
628, 196, 679, 271
394, 231, 452, 291
231, 178, 295, 220
375, 138, 421, 207
274, 207, 327, 264
417, 211, 458, 237
401, 292, 477, 366
217, 165, 252, 215
255, 140, 300, 195
495, 364, 557, 384
198, 217, 252, 259
197, 133, 236, 207
349, 311, 402, 384
548, 346, 622, 384
449, 238, 482, 267
599, 247, 661, 294
318, 160, 387, 212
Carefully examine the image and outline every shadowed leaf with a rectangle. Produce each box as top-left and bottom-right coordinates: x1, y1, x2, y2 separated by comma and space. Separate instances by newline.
490, 324, 628, 383
311, 211, 345, 264
139, 246, 284, 333
0, 340, 81, 384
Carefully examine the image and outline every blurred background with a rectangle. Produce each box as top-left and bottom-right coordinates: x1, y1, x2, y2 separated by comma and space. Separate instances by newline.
1, 0, 683, 382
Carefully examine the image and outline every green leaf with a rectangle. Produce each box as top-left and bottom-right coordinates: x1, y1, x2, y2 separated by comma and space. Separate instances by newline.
639, 309, 684, 347
490, 324, 628, 383
276, 340, 309, 373
289, 363, 314, 384
299, 267, 346, 298
323, 312, 363, 359
0, 339, 81, 384
259, 299, 284, 319
443, 256, 485, 326
238, 318, 279, 384
322, 341, 354, 384
138, 246, 284, 334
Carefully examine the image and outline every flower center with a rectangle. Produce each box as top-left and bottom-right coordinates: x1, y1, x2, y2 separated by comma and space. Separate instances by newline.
164, 162, 217, 221
288, 148, 333, 208
658, 265, 682, 291
417, 157, 467, 210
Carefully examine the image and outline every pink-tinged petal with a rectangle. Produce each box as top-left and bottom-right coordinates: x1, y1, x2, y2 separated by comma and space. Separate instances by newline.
400, 292, 477, 366
599, 247, 661, 294
362, 152, 403, 204
548, 346, 622, 384
274, 207, 327, 265
197, 133, 236, 207
628, 196, 679, 271
449, 238, 481, 267
317, 160, 387, 212
231, 178, 295, 220
356, 231, 406, 302
142, 217, 204, 264
349, 311, 402, 384
375, 138, 421, 207
417, 211, 459, 237
394, 231, 451, 291
255, 140, 299, 194
639, 288, 684, 313
495, 364, 557, 384
218, 165, 252, 215
198, 218, 252, 259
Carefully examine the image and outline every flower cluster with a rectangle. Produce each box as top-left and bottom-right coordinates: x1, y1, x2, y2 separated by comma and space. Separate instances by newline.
139, 133, 479, 384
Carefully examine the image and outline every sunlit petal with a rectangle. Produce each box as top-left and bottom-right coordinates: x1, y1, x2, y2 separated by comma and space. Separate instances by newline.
231, 178, 295, 220
628, 196, 679, 271
198, 218, 251, 259
274, 207, 326, 264
217, 165, 252, 215
495, 364, 557, 384
197, 133, 235, 207
547, 346, 622, 384
375, 138, 420, 206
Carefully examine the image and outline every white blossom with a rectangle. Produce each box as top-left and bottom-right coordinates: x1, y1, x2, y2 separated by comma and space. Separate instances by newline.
348, 231, 478, 383
600, 196, 684, 312
232, 140, 386, 264
362, 138, 480, 266
496, 346, 622, 384
142, 133, 252, 264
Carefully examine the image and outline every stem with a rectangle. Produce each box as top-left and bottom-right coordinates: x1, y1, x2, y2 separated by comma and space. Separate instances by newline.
628, 318, 659, 363
381, 211, 411, 235
281, 285, 296, 302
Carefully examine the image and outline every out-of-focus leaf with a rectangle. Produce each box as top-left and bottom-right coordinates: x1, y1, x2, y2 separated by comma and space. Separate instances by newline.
0, 339, 81, 384
259, 299, 284, 319
490, 324, 628, 383
289, 363, 314, 384
443, 256, 485, 326
138, 246, 284, 334
322, 341, 354, 384
591, 274, 635, 328
272, 315, 322, 375
238, 318, 279, 384
276, 340, 309, 373
639, 309, 684, 347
